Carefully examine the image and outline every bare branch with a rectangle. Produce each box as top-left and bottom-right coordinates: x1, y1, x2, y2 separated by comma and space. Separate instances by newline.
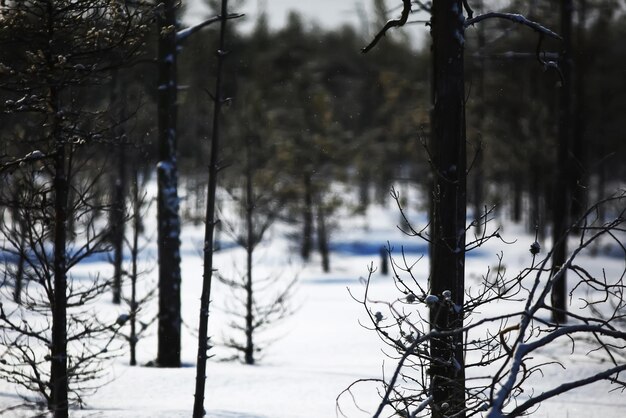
362, 0, 411, 54
465, 12, 562, 40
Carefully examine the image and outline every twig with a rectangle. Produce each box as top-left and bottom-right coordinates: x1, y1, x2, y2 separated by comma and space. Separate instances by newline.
362, 0, 411, 53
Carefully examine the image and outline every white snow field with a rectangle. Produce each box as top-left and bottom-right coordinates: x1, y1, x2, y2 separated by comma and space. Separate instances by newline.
1, 186, 625, 417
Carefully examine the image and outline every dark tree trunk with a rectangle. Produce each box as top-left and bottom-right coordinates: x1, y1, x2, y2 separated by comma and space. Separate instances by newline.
429, 2, 467, 417
244, 138, 255, 365
379, 246, 388, 276
472, 148, 484, 233
156, 0, 182, 367
65, 186, 76, 242
301, 174, 313, 261
110, 69, 126, 305
193, 1, 230, 415
471, 11, 485, 235
529, 164, 541, 231
129, 168, 140, 366
10, 187, 25, 304
51, 137, 69, 418
111, 144, 126, 305
317, 204, 330, 273
570, 0, 587, 228
551, 0, 573, 324
358, 171, 370, 211
13, 235, 25, 304
512, 178, 523, 223
597, 152, 606, 223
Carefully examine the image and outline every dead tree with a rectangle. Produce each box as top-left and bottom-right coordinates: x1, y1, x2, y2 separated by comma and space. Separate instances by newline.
119, 164, 157, 366
155, 0, 241, 369
358, 1, 562, 416
339, 193, 626, 417
192, 0, 243, 415
0, 1, 153, 415
218, 135, 295, 365
0, 155, 128, 413
551, 0, 574, 324
155, 0, 183, 368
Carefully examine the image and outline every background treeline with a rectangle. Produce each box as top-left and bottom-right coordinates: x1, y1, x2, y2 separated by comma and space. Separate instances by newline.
173, 2, 625, 245
4, 3, 623, 245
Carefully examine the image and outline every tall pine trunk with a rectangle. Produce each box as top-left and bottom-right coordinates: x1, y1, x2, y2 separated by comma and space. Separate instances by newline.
129, 167, 141, 366
110, 70, 126, 305
551, 0, 573, 324
51, 127, 69, 418
244, 140, 255, 365
571, 0, 587, 227
193, 1, 230, 415
317, 204, 330, 273
111, 144, 126, 305
301, 174, 313, 261
156, 0, 182, 367
429, 1, 467, 417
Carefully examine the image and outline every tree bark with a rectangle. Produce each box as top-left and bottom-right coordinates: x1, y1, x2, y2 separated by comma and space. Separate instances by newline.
570, 0, 587, 228
551, 0, 573, 324
317, 203, 330, 273
111, 144, 126, 305
301, 174, 313, 261
129, 168, 140, 366
156, 0, 182, 367
193, 1, 230, 415
110, 69, 126, 305
429, 1, 467, 417
51, 124, 69, 418
244, 137, 255, 365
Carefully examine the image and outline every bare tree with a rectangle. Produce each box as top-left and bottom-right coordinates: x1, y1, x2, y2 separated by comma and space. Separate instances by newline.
119, 163, 157, 366
359, 2, 562, 416
0, 1, 153, 416
155, 0, 242, 369
218, 134, 296, 365
193, 0, 241, 415
0, 156, 128, 412
155, 0, 183, 368
340, 192, 626, 417
551, 0, 574, 324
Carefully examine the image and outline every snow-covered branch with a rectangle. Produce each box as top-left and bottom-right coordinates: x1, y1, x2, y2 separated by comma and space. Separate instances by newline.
0, 150, 47, 173
176, 13, 244, 43
465, 12, 562, 40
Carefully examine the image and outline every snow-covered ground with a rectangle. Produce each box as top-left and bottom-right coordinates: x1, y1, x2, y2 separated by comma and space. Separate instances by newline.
1, 185, 625, 417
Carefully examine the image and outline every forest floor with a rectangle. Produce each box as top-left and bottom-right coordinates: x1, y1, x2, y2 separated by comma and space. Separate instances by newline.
1, 186, 625, 417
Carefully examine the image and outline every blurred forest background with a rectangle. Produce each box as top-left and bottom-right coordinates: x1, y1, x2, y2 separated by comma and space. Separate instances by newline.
1, 0, 626, 415
2, 0, 625, 246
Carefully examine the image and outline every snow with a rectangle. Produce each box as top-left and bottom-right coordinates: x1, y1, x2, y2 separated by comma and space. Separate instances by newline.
1, 184, 625, 417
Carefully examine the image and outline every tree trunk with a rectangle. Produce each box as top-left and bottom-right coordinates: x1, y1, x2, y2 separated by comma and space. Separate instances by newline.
111, 144, 126, 305
10, 186, 25, 304
51, 136, 69, 418
193, 1, 230, 415
471, 0, 485, 236
551, 0, 573, 324
156, 0, 182, 367
512, 178, 523, 223
570, 0, 587, 229
129, 168, 140, 366
301, 174, 313, 261
110, 69, 126, 305
244, 137, 255, 365
317, 203, 330, 273
429, 1, 467, 417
